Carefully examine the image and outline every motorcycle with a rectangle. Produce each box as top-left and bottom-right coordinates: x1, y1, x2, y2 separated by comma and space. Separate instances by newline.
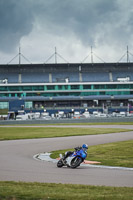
57, 148, 87, 168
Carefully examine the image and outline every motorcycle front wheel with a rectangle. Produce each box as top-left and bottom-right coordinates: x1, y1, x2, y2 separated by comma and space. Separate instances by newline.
70, 157, 82, 168
57, 159, 64, 168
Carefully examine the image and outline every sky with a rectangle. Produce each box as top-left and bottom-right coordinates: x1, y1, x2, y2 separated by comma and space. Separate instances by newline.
0, 0, 133, 64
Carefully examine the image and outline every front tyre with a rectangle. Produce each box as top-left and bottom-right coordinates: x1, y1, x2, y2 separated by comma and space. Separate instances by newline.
70, 157, 82, 168
57, 159, 64, 168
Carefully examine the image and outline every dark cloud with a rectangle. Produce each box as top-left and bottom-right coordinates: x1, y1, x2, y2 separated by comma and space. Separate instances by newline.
34, 0, 117, 46
0, 0, 133, 54
0, 0, 34, 53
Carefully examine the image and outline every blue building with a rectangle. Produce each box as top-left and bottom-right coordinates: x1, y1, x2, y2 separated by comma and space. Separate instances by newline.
0, 62, 133, 113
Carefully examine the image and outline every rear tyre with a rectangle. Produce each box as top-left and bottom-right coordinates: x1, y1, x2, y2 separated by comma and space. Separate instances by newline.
70, 157, 82, 168
57, 159, 64, 168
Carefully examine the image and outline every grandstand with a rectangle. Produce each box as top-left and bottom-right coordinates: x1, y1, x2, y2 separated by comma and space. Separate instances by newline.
0, 62, 133, 114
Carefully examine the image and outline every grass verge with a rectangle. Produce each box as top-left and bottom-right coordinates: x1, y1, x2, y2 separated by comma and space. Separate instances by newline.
0, 181, 133, 200
51, 140, 133, 168
0, 127, 131, 140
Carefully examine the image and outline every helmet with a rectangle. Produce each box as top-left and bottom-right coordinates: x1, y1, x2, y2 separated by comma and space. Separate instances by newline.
82, 144, 88, 149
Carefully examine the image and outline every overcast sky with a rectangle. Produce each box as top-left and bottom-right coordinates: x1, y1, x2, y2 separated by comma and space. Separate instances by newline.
0, 0, 133, 64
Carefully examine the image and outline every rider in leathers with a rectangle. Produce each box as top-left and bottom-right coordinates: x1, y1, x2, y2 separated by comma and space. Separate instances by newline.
62, 144, 88, 161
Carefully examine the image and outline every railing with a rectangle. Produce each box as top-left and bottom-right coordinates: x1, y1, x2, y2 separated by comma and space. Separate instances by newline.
25, 106, 130, 111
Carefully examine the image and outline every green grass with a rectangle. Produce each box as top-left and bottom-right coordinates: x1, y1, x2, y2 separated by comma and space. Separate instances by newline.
87, 140, 133, 168
0, 181, 133, 200
0, 126, 132, 199
51, 140, 133, 168
0, 127, 131, 140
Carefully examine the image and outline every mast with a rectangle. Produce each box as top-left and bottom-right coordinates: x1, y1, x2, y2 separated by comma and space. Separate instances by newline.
19, 45, 21, 66
7, 45, 32, 64
91, 46, 93, 63
127, 45, 129, 63
55, 47, 57, 64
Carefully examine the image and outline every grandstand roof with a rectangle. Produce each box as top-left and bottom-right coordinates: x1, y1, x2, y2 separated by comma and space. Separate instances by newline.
0, 62, 133, 73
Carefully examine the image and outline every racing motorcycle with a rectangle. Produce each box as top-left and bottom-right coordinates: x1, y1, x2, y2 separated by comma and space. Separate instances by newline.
57, 146, 88, 168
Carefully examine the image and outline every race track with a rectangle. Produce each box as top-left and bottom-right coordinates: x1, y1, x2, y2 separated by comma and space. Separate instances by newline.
0, 125, 133, 187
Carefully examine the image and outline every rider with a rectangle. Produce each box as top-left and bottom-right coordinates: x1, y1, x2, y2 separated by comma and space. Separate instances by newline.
62, 144, 88, 160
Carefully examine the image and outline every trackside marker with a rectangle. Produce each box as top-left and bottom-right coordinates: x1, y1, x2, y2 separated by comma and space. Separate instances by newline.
56, 157, 101, 164
83, 160, 101, 164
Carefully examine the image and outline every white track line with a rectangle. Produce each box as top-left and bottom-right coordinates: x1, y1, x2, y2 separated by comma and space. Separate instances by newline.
34, 153, 133, 171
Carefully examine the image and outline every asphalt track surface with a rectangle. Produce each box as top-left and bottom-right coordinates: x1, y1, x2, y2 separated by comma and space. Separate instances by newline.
0, 125, 133, 187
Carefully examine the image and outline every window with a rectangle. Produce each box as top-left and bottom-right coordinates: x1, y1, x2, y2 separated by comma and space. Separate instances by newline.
58, 85, 63, 90
94, 85, 105, 89
71, 85, 80, 90
83, 85, 91, 89
0, 86, 8, 91
63, 85, 68, 90
9, 86, 19, 91
32, 86, 44, 91
100, 92, 105, 95
22, 86, 32, 91
47, 85, 55, 90
117, 84, 129, 89
0, 102, 9, 109
106, 84, 117, 89
25, 101, 33, 109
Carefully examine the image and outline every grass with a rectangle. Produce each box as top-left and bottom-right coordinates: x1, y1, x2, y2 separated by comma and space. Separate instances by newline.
0, 127, 131, 140
51, 140, 133, 168
87, 140, 133, 168
0, 181, 133, 200
0, 124, 132, 199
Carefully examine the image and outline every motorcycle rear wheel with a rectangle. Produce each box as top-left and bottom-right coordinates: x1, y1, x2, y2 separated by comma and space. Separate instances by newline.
57, 159, 64, 168
70, 157, 82, 168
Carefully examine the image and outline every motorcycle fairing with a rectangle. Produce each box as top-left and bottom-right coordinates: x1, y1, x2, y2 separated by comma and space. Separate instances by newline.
74, 149, 87, 160
66, 149, 87, 166
65, 156, 74, 166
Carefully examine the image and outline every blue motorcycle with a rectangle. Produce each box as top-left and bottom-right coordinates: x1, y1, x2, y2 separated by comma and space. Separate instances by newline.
57, 144, 88, 168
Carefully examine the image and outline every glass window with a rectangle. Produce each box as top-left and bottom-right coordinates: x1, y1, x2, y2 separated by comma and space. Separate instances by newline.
0, 86, 8, 91
71, 85, 80, 89
63, 85, 68, 90
22, 86, 32, 91
117, 84, 129, 89
47, 85, 55, 90
58, 85, 69, 90
0, 94, 9, 97
0, 102, 9, 109
83, 85, 91, 89
9, 86, 19, 91
94, 85, 105, 89
25, 101, 33, 109
58, 85, 63, 90
106, 85, 117, 89
32, 86, 44, 91
100, 92, 105, 95
129, 84, 133, 89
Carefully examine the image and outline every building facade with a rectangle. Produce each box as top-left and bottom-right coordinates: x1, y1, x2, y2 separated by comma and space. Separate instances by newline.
0, 62, 133, 112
